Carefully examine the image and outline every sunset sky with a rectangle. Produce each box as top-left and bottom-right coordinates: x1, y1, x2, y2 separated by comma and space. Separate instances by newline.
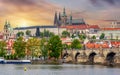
0, 0, 120, 30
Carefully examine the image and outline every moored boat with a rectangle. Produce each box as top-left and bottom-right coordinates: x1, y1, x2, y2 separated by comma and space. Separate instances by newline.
0, 58, 31, 64
0, 58, 5, 64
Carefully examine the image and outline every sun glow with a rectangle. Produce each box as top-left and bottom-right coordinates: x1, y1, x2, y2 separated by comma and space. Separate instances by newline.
18, 20, 29, 27
21, 22, 28, 27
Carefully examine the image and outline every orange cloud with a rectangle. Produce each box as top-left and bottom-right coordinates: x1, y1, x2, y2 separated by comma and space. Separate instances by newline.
0, 0, 120, 31
0, 0, 62, 30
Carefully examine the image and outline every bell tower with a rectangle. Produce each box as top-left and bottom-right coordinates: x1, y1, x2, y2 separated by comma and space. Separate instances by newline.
4, 20, 12, 40
61, 8, 67, 26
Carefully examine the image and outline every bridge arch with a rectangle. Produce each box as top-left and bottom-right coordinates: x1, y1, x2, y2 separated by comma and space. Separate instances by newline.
75, 52, 80, 62
62, 51, 69, 59
106, 52, 116, 66
88, 52, 97, 64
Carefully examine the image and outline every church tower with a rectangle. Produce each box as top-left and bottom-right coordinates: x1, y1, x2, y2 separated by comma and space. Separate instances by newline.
4, 20, 9, 40
54, 12, 58, 26
69, 12, 72, 25
61, 8, 67, 26
58, 12, 61, 26
4, 20, 12, 40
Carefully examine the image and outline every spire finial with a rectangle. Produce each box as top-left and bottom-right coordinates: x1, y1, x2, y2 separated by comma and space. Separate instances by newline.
59, 12, 61, 20
5, 19, 8, 25
63, 7, 66, 14
54, 11, 58, 26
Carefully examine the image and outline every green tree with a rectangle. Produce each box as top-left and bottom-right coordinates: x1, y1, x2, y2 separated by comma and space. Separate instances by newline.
71, 33, 76, 38
40, 38, 48, 60
44, 30, 55, 37
44, 30, 49, 37
116, 36, 119, 40
47, 35, 63, 60
17, 31, 24, 37
0, 41, 7, 57
79, 34, 86, 40
49, 32, 55, 37
40, 32, 44, 38
13, 37, 26, 59
62, 30, 70, 38
62, 44, 69, 50
26, 37, 41, 59
26, 30, 31, 36
92, 35, 96, 39
71, 39, 82, 49
40, 30, 55, 38
100, 33, 105, 39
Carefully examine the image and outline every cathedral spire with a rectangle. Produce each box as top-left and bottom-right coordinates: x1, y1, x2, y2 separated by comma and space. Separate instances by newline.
5, 20, 8, 25
62, 7, 67, 17
8, 21, 11, 28
4, 20, 8, 29
58, 12, 61, 26
58, 12, 61, 21
54, 11, 58, 26
63, 7, 66, 14
69, 12, 72, 25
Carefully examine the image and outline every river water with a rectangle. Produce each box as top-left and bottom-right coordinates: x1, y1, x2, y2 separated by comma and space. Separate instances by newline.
0, 64, 120, 75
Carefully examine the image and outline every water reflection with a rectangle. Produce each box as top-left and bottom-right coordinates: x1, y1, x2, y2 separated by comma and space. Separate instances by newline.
0, 64, 120, 75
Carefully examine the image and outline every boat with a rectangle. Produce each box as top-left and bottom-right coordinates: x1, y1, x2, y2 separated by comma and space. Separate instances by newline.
0, 58, 31, 64
0, 58, 5, 64
4, 60, 31, 64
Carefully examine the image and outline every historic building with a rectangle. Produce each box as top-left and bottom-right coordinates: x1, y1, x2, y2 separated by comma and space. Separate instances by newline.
3, 20, 15, 40
60, 25, 100, 38
54, 8, 86, 26
13, 26, 66, 37
98, 28, 120, 40
13, 24, 100, 39
97, 19, 120, 40
111, 20, 120, 28
0, 21, 15, 55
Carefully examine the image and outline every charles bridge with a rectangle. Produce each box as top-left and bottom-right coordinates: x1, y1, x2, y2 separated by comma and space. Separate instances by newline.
62, 48, 120, 65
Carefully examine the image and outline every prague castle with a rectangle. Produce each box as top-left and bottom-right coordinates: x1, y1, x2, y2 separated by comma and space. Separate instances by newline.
54, 8, 86, 26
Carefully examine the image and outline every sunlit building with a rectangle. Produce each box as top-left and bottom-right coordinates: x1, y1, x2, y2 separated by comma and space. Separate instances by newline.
98, 28, 120, 40
3, 20, 15, 40
54, 8, 86, 26
13, 26, 66, 37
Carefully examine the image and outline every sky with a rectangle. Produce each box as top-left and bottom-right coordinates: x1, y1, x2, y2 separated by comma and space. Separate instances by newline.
0, 0, 120, 30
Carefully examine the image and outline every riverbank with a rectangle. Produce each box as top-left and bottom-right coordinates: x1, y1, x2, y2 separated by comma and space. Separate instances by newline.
31, 59, 120, 67
1, 58, 120, 67
31, 59, 62, 65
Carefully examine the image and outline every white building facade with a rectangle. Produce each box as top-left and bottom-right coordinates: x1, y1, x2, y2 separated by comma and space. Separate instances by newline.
98, 28, 120, 40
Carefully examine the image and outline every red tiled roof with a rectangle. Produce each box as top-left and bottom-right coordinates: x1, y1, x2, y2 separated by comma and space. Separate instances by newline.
111, 41, 120, 47
86, 41, 120, 49
86, 43, 109, 48
66, 25, 89, 29
60, 25, 100, 30
88, 25, 100, 29
101, 28, 120, 30
0, 35, 3, 39
65, 42, 71, 45
61, 38, 67, 40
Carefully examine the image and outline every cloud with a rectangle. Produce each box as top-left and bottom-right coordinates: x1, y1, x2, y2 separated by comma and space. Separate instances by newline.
0, 0, 119, 30
1, 0, 35, 6
89, 0, 120, 6
0, 0, 62, 30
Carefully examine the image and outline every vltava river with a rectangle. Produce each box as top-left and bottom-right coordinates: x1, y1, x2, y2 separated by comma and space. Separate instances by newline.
0, 64, 120, 75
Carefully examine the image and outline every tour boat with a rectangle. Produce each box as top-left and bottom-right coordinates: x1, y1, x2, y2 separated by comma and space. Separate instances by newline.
0, 58, 5, 64
0, 58, 31, 64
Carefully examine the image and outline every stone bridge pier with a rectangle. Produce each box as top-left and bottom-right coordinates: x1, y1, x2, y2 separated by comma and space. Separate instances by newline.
62, 48, 120, 65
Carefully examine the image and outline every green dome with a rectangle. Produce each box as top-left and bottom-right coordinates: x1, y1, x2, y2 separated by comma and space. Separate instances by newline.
8, 27, 13, 33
